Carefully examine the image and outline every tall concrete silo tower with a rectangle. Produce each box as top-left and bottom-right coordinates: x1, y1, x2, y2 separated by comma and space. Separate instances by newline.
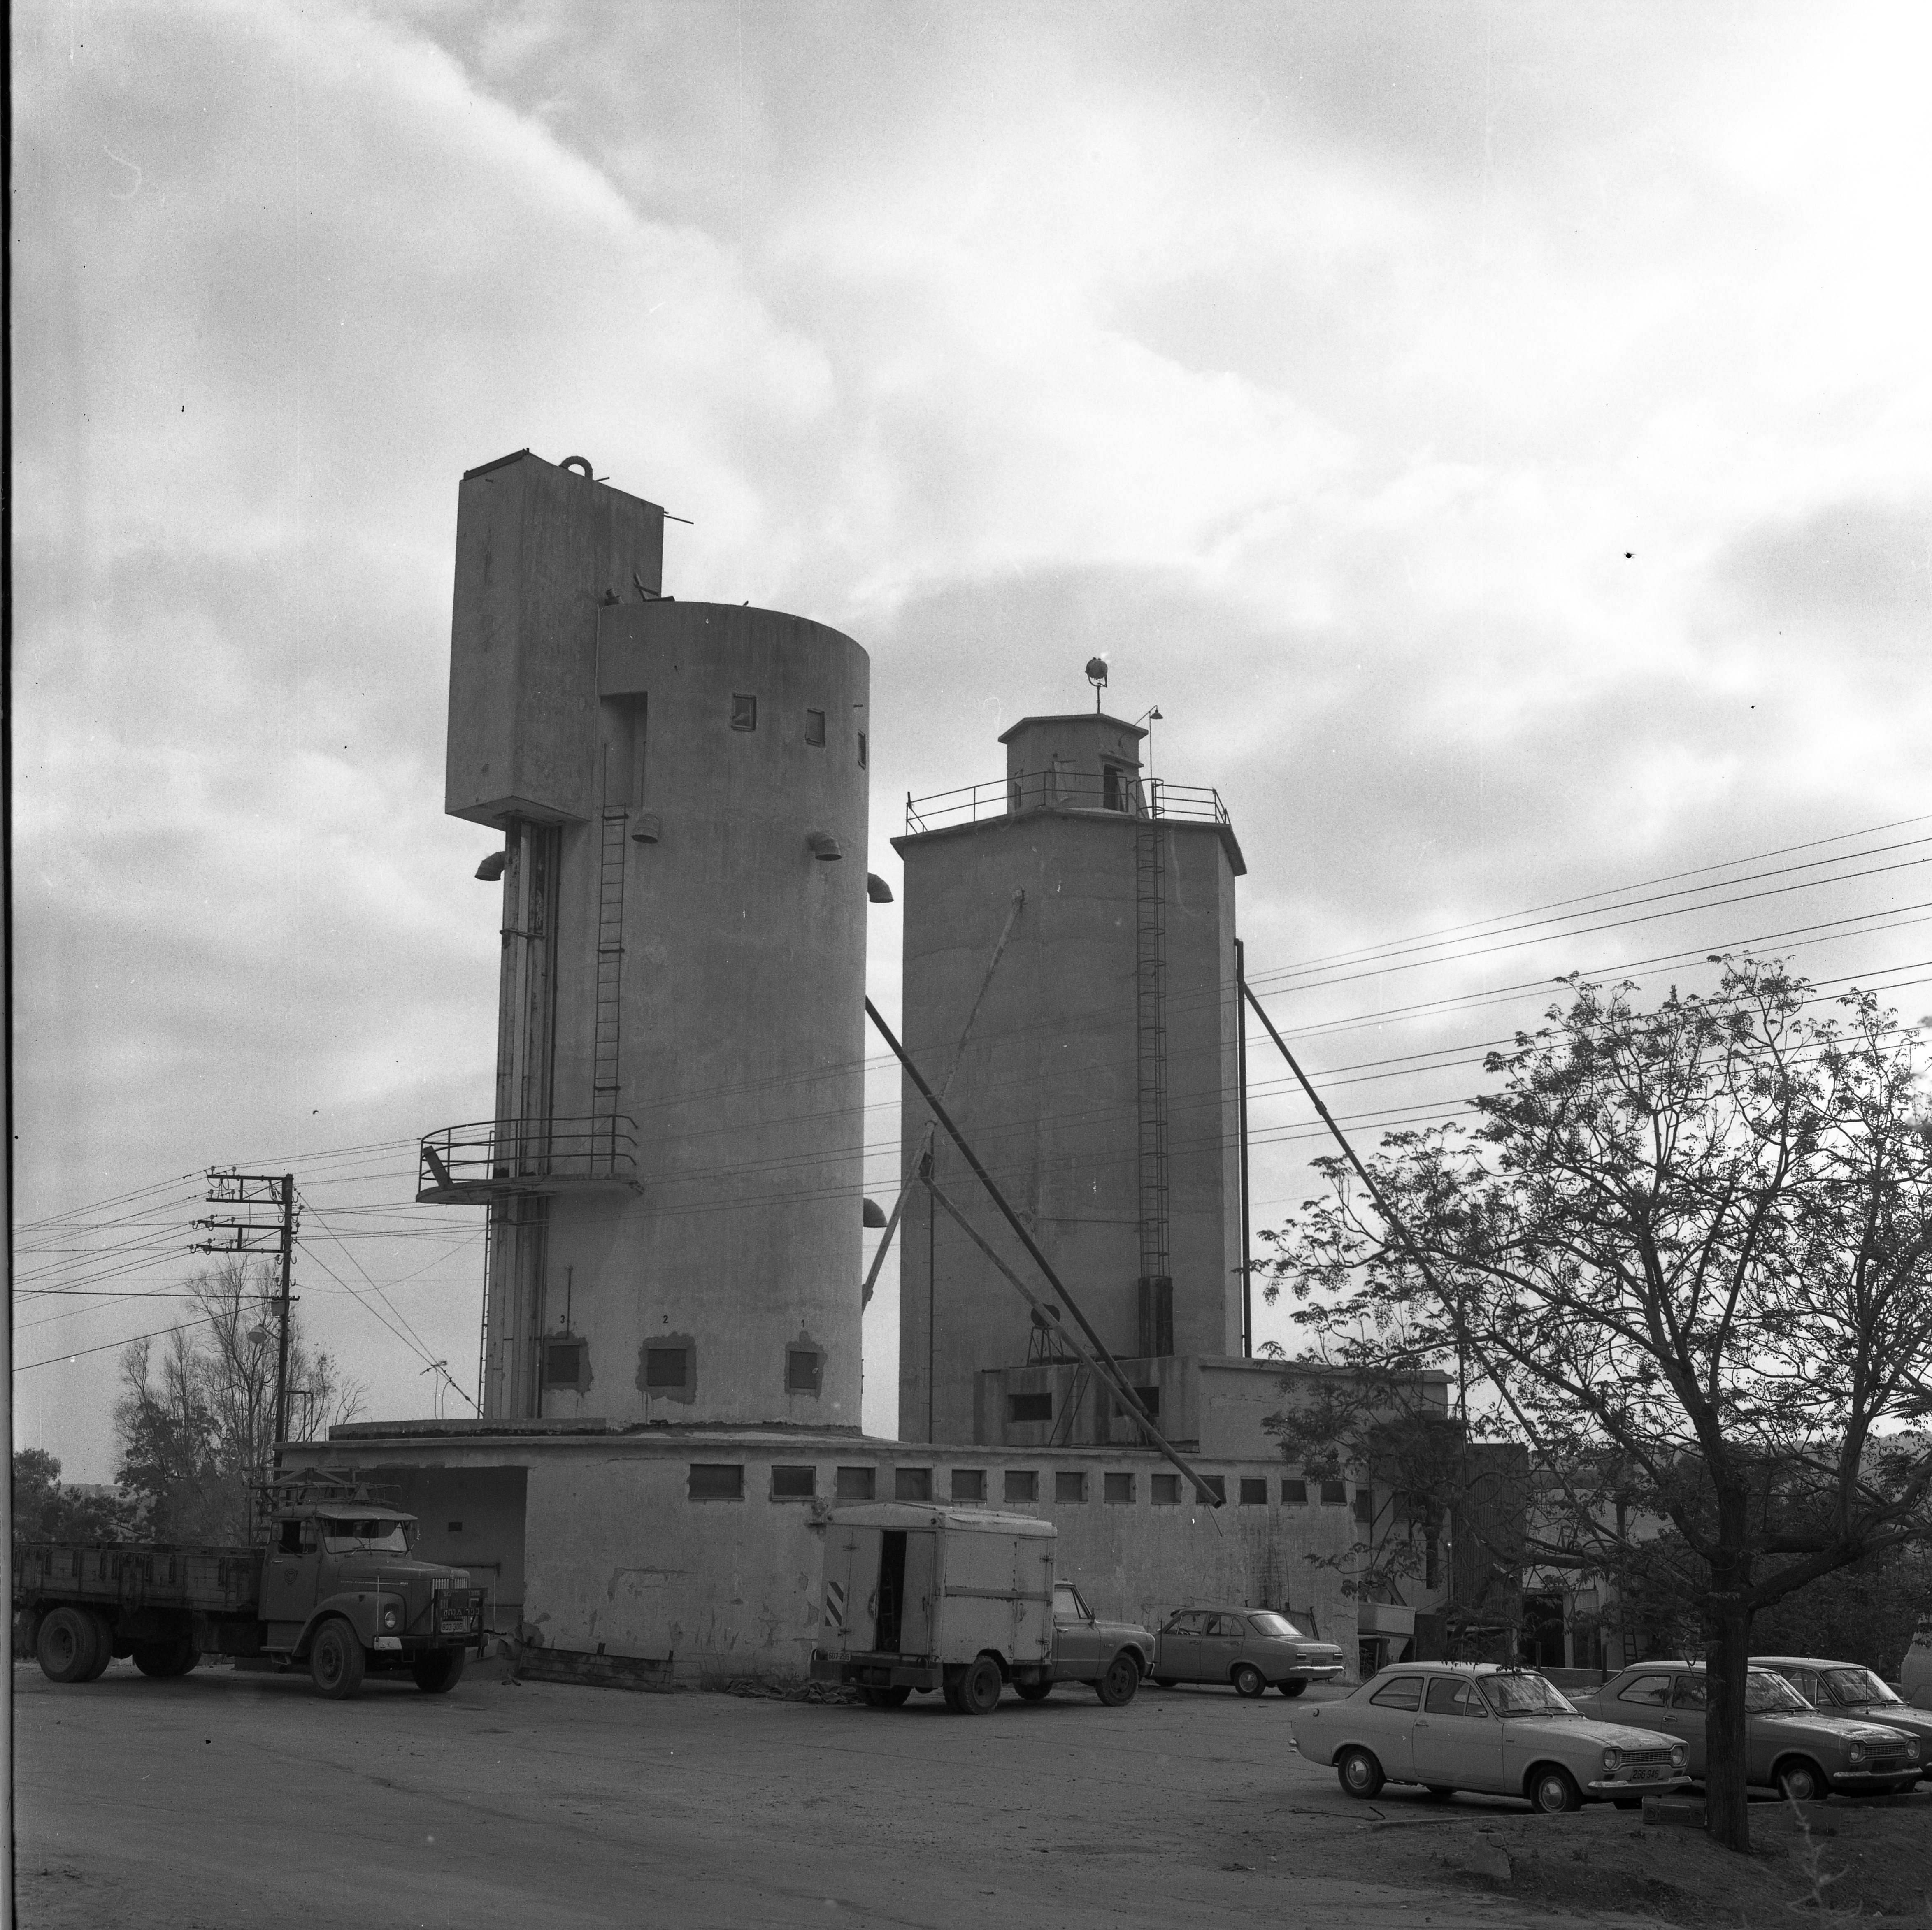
423, 450, 870, 1428
893, 710, 1246, 1445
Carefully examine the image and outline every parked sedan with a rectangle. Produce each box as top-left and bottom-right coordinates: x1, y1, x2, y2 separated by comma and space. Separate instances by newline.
1752, 1657, 1932, 1782
1289, 1662, 1690, 1812
1150, 1607, 1346, 1698
1571, 1662, 1921, 1801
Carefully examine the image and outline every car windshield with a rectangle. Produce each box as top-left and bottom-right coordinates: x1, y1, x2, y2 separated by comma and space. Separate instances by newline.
1248, 1612, 1307, 1639
1477, 1673, 1577, 1717
321, 1517, 412, 1554
1746, 1671, 1811, 1713
1823, 1667, 1897, 1706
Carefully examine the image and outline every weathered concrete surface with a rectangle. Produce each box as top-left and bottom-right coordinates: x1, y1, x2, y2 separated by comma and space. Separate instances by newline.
15, 1663, 1670, 1930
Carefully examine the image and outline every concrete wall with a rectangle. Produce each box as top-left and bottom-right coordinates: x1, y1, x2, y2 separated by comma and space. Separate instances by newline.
893, 807, 1241, 1442
304, 1424, 1360, 1684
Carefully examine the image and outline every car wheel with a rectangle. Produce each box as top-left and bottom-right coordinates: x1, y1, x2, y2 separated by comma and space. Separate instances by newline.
861, 1686, 912, 1708
35, 1607, 100, 1684
953, 1656, 1003, 1716
1337, 1748, 1385, 1799
1096, 1651, 1141, 1707
1152, 1676, 1177, 1688
1013, 1679, 1053, 1702
1528, 1765, 1583, 1814
1278, 1680, 1308, 1698
1775, 1758, 1827, 1804
411, 1648, 467, 1694
308, 1619, 367, 1700
1232, 1663, 1267, 1699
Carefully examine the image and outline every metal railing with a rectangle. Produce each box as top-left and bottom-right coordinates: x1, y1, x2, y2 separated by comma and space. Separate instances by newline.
417, 1115, 638, 1203
905, 773, 1230, 835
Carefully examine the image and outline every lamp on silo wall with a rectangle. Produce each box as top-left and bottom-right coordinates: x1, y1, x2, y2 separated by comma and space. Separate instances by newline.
474, 850, 507, 881
807, 831, 844, 862
1085, 655, 1109, 713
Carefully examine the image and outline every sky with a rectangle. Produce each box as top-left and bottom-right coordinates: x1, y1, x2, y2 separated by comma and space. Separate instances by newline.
12, 0, 1931, 1482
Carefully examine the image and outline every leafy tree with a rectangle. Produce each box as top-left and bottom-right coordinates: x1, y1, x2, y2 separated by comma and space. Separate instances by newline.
1261, 959, 1932, 1851
116, 1257, 363, 1542
11, 1447, 142, 1546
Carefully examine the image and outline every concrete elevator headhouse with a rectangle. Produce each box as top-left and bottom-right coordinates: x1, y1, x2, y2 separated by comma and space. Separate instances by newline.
422, 450, 870, 1428
894, 710, 1247, 1447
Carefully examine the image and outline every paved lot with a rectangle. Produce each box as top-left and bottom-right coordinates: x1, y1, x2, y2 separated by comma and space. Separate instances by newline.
10, 1662, 1712, 1928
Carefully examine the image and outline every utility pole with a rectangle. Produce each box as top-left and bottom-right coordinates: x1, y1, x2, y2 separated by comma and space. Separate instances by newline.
194, 1171, 298, 1472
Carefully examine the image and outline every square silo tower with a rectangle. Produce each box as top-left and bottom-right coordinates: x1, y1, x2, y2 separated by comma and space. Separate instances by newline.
893, 713, 1247, 1445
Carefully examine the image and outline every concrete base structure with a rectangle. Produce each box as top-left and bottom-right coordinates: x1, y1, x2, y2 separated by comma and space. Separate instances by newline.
288, 1420, 1360, 1688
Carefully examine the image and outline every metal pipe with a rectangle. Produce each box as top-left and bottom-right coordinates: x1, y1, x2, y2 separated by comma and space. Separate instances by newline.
1236, 939, 1252, 1358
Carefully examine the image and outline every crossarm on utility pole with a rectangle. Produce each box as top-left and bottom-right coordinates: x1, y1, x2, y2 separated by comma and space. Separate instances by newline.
860, 890, 1025, 1310
925, 1180, 1223, 1511
865, 995, 1223, 1507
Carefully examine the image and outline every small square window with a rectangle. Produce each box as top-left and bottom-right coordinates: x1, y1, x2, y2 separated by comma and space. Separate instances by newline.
1103, 1472, 1135, 1505
950, 1469, 986, 1503
835, 1466, 875, 1501
688, 1463, 743, 1501
1281, 1479, 1309, 1506
857, 732, 867, 769
1113, 1386, 1160, 1420
1004, 1470, 1039, 1504
1353, 1490, 1374, 1523
543, 1340, 587, 1389
1009, 1391, 1053, 1424
1054, 1471, 1087, 1504
1321, 1479, 1347, 1507
895, 1468, 932, 1502
1239, 1478, 1269, 1507
804, 709, 826, 747
446, 1521, 463, 1534
771, 1465, 816, 1500
731, 693, 758, 732
645, 1347, 689, 1389
786, 1348, 823, 1395
1151, 1474, 1181, 1506
1200, 1475, 1227, 1505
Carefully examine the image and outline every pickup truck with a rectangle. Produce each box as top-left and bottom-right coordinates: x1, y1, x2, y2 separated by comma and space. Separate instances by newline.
807, 1502, 1155, 1714
14, 1475, 485, 1700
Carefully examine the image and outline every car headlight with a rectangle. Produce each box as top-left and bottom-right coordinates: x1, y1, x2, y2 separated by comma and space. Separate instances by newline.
1906, 1741, 1921, 1762
1602, 1747, 1623, 1773
1847, 1741, 1866, 1763
1670, 1744, 1688, 1769
382, 1604, 401, 1631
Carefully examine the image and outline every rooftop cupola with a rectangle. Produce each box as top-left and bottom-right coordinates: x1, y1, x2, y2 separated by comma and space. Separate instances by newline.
998, 713, 1147, 816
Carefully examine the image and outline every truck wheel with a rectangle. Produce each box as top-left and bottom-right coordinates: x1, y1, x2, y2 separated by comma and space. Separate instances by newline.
861, 1686, 911, 1708
133, 1640, 200, 1678
1278, 1680, 1308, 1698
1014, 1679, 1054, 1702
1337, 1747, 1384, 1799
411, 1648, 467, 1694
957, 1656, 1004, 1716
309, 1619, 367, 1700
1095, 1651, 1141, 1707
1232, 1663, 1267, 1698
36, 1607, 100, 1684
79, 1610, 115, 1680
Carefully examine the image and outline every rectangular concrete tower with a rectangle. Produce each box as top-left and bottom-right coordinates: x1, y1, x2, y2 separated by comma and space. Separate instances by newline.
893, 714, 1246, 1445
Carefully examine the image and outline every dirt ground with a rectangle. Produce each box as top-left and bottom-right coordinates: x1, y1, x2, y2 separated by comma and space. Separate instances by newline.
11, 1662, 1932, 1928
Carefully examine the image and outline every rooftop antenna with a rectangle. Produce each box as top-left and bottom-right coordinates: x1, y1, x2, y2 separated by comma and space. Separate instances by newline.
1085, 655, 1109, 713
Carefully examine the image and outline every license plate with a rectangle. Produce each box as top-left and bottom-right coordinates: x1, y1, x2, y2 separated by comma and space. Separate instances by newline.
1632, 1767, 1664, 1781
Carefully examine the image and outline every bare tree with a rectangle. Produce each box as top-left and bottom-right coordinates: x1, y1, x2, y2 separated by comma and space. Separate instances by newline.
1261, 959, 1932, 1852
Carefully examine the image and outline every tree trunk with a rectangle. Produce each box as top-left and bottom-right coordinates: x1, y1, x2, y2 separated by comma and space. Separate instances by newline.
1702, 1578, 1754, 1853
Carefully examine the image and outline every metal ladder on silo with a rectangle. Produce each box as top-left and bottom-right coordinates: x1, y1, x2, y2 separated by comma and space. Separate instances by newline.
591, 809, 627, 1130
1134, 799, 1170, 1303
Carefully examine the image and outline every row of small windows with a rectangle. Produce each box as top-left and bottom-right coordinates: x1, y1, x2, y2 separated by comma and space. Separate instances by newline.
728, 694, 866, 766
1012, 1385, 1161, 1425
635, 1345, 823, 1396
685, 1465, 1364, 1507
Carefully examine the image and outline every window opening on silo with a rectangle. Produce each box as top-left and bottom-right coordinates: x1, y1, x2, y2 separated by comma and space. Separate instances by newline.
857, 732, 867, 768
1353, 1490, 1374, 1523
1112, 1385, 1160, 1420
786, 1347, 823, 1395
1004, 1470, 1039, 1504
543, 1339, 587, 1389
645, 1346, 690, 1389
1281, 1478, 1309, 1505
804, 709, 826, 746
1321, 1479, 1348, 1506
950, 1469, 986, 1502
1200, 1475, 1227, 1505
1151, 1474, 1181, 1506
835, 1466, 876, 1501
731, 693, 758, 731
771, 1465, 816, 1500
688, 1464, 744, 1501
1239, 1478, 1269, 1507
1054, 1471, 1087, 1504
1008, 1391, 1052, 1424
894, 1468, 932, 1502
1102, 764, 1129, 811
1104, 1472, 1135, 1505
